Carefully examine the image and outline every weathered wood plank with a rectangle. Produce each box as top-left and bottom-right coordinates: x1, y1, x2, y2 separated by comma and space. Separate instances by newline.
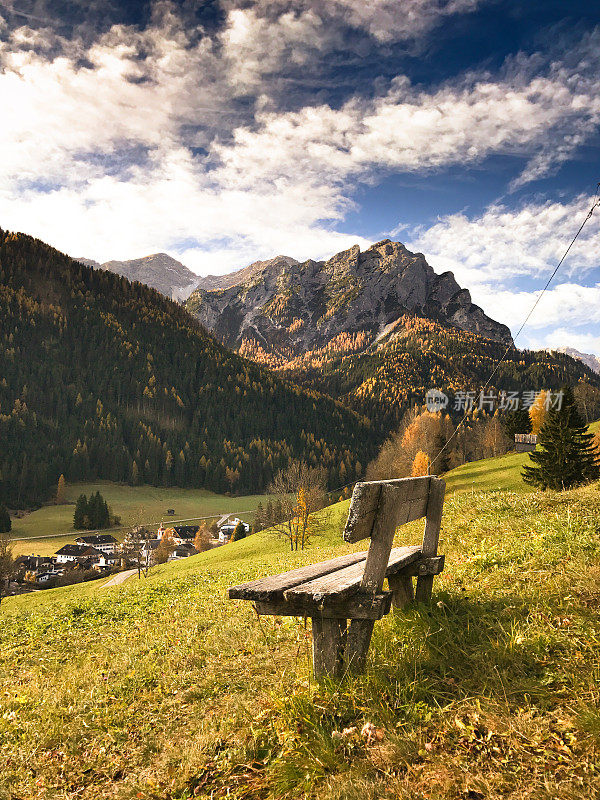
228, 551, 368, 601
388, 574, 414, 609
254, 592, 393, 620
342, 482, 381, 543
284, 546, 421, 603
416, 477, 445, 602
312, 617, 346, 679
343, 477, 430, 543
345, 619, 374, 673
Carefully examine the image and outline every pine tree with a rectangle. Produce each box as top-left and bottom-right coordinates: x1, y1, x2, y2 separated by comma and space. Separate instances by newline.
523, 387, 599, 490
56, 474, 67, 505
73, 494, 88, 529
0, 504, 11, 534
502, 407, 532, 440
232, 521, 246, 541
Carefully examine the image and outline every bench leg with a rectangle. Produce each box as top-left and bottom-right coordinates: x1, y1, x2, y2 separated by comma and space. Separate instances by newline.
388, 574, 414, 608
415, 575, 434, 602
312, 617, 346, 679
345, 619, 374, 675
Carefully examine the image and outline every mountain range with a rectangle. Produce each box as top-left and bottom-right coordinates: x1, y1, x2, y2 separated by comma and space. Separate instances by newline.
186, 239, 513, 357
2, 230, 373, 506
75, 239, 599, 437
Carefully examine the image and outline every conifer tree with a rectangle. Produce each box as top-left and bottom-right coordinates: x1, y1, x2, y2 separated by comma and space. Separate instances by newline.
56, 474, 67, 505
502, 407, 532, 440
73, 494, 88, 529
0, 504, 11, 534
523, 387, 599, 490
232, 521, 246, 541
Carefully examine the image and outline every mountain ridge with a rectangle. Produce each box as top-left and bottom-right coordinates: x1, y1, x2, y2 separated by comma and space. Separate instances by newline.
77, 253, 200, 301
185, 239, 513, 358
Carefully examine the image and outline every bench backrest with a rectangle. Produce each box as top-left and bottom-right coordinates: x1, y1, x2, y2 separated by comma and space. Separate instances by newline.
343, 476, 445, 594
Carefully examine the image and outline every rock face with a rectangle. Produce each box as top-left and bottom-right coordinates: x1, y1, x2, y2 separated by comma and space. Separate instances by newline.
550, 347, 600, 374
76, 253, 199, 301
185, 239, 513, 359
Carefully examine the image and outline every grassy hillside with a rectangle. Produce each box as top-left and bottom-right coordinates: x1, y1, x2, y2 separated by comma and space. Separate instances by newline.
9, 482, 266, 557
444, 419, 599, 495
3, 465, 600, 798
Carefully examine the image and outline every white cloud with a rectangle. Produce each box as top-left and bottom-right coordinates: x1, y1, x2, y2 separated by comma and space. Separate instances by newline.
243, 0, 486, 43
1, 2, 600, 283
407, 196, 600, 290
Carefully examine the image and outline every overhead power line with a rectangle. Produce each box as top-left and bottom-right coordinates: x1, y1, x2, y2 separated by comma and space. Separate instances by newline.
429, 184, 600, 472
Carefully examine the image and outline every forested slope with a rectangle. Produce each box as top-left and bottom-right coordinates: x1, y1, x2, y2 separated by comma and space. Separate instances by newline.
0, 230, 373, 506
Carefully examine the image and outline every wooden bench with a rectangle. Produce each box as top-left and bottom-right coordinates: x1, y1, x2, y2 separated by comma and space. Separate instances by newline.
228, 476, 446, 678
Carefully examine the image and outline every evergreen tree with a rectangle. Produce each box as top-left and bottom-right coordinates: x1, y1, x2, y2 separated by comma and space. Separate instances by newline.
502, 407, 532, 440
0, 504, 11, 534
523, 387, 599, 490
73, 494, 88, 529
232, 521, 246, 541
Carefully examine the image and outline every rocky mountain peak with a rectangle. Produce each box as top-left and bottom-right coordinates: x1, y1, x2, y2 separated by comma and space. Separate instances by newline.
184, 239, 513, 363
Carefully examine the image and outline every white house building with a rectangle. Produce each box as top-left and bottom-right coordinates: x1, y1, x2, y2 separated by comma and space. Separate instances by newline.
75, 534, 118, 554
55, 544, 103, 564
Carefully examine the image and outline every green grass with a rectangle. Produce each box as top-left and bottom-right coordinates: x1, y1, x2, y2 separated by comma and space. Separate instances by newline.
444, 419, 599, 495
3, 470, 600, 798
9, 482, 267, 557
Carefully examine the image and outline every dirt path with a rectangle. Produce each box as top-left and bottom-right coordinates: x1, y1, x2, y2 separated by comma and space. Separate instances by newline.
102, 568, 138, 588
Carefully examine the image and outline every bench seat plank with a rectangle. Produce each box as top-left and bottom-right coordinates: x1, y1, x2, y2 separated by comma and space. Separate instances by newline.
254, 592, 393, 620
228, 551, 368, 601
284, 545, 422, 603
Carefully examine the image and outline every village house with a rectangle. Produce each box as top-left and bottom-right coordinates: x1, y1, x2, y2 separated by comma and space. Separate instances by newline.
156, 523, 199, 546
74, 534, 118, 553
55, 544, 103, 564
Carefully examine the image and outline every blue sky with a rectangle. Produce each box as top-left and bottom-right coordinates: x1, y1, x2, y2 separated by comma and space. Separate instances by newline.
1, 0, 599, 354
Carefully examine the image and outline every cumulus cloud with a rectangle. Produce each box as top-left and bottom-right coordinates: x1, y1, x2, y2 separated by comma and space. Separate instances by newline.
1, 0, 600, 288
407, 195, 600, 290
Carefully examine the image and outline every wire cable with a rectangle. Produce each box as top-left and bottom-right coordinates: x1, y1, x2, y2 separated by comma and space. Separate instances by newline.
428, 185, 600, 472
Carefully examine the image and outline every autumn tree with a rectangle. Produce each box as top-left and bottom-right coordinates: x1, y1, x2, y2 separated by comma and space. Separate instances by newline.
574, 380, 600, 424
529, 390, 549, 435
56, 474, 67, 504
411, 450, 430, 476
481, 413, 511, 458
154, 530, 176, 564
193, 523, 211, 553
121, 526, 152, 577
0, 533, 14, 605
267, 462, 326, 551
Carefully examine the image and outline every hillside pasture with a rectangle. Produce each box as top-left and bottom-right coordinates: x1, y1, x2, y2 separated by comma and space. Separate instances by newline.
9, 482, 266, 557
3, 478, 600, 799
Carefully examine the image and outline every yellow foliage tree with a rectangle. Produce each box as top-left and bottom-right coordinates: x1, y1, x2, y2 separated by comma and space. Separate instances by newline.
529, 390, 549, 435
411, 450, 430, 476
56, 474, 66, 505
